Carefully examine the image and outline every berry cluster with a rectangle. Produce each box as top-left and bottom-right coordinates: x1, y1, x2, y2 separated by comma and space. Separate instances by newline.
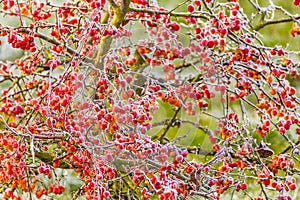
0, 0, 300, 199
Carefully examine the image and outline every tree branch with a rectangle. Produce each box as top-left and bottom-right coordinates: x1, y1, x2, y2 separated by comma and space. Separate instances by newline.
94, 0, 131, 69
129, 7, 209, 20
253, 16, 300, 31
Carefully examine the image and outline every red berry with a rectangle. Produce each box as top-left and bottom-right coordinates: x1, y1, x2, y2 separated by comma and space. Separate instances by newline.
170, 22, 180, 31
181, 150, 188, 157
125, 75, 132, 83
116, 67, 124, 74
229, 95, 236, 102
279, 127, 286, 134
194, 0, 201, 6
275, 184, 282, 191
195, 27, 201, 34
207, 40, 214, 48
141, 187, 147, 195
175, 155, 183, 162
69, 145, 76, 153
207, 179, 215, 186
240, 183, 247, 190
289, 87, 296, 95
201, 39, 208, 46
187, 4, 194, 13
277, 49, 284, 56
103, 191, 110, 198
231, 9, 238, 16
289, 183, 297, 190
